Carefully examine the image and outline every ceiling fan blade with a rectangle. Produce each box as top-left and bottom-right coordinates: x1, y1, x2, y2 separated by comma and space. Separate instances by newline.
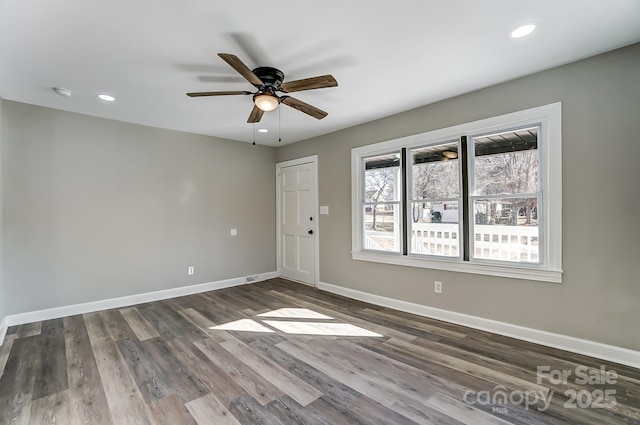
247, 105, 264, 123
186, 91, 252, 97
281, 96, 328, 120
280, 75, 337, 93
218, 53, 263, 87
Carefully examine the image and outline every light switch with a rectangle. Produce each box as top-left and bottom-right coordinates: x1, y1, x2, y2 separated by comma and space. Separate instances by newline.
320, 206, 329, 215
230, 228, 237, 236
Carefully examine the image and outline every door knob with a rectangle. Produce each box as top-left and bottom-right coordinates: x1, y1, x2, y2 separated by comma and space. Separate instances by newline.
308, 230, 314, 235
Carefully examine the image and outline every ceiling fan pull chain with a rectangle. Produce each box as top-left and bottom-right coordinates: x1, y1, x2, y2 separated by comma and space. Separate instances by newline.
252, 122, 256, 146
279, 106, 282, 143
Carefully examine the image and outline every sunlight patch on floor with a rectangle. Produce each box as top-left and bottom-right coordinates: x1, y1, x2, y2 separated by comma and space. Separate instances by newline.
257, 308, 333, 320
210, 319, 274, 333
210, 307, 383, 337
262, 320, 382, 337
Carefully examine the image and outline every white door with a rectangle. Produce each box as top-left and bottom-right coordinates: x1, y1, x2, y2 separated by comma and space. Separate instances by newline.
277, 158, 317, 286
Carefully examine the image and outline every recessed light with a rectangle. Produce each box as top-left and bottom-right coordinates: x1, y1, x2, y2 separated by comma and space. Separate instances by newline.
509, 22, 537, 39
257, 128, 269, 133
98, 94, 116, 102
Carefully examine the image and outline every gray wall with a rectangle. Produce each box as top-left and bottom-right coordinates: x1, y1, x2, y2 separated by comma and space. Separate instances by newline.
0, 98, 4, 325
276, 43, 640, 351
2, 101, 276, 315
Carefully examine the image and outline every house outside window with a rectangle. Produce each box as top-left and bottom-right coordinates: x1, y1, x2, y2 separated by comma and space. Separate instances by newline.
351, 103, 562, 283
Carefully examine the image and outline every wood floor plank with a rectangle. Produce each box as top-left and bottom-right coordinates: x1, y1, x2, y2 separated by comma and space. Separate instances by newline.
101, 309, 137, 340
185, 393, 242, 425
227, 393, 286, 425
179, 307, 216, 329
86, 330, 157, 425
410, 336, 538, 385
384, 338, 549, 396
14, 322, 42, 339
357, 338, 506, 402
276, 338, 436, 420
0, 393, 32, 425
248, 338, 417, 425
0, 335, 39, 425
220, 336, 323, 406
0, 334, 17, 380
194, 338, 284, 406
117, 337, 208, 403
461, 391, 569, 425
119, 307, 160, 341
302, 338, 454, 424
361, 307, 468, 339
115, 338, 170, 403
0, 335, 40, 398
29, 389, 82, 425
64, 315, 113, 425
265, 395, 349, 425
33, 318, 68, 400
137, 302, 206, 342
387, 397, 467, 425
426, 392, 515, 425
198, 292, 248, 323
83, 311, 113, 340
165, 337, 245, 406
313, 338, 438, 399
150, 394, 198, 425
178, 307, 232, 344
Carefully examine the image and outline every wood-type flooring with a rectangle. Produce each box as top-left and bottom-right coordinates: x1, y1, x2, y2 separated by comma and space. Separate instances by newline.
1, 278, 639, 424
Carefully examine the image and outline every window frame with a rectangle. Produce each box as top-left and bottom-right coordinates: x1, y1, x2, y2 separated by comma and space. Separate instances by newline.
351, 103, 563, 283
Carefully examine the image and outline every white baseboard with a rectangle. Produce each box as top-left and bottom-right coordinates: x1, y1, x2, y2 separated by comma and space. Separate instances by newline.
0, 271, 278, 345
317, 281, 640, 369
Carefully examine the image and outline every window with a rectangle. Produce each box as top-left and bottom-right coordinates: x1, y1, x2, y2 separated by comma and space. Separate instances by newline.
409, 141, 461, 258
470, 127, 541, 263
363, 153, 402, 253
351, 103, 562, 282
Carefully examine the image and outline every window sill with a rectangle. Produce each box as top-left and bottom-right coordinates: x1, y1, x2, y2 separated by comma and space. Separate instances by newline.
352, 251, 563, 283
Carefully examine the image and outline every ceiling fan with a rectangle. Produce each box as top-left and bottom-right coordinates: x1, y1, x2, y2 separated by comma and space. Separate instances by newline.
187, 53, 338, 123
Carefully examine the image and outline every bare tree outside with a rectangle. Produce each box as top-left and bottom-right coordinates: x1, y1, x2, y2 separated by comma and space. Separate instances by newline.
364, 168, 395, 230
412, 160, 459, 222
475, 149, 539, 225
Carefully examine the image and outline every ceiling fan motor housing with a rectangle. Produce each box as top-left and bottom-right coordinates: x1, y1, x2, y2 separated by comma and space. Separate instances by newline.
252, 67, 285, 89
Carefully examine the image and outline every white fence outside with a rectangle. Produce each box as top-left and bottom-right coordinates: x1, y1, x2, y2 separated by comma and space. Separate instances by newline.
410, 223, 539, 262
411, 223, 459, 257
364, 223, 539, 262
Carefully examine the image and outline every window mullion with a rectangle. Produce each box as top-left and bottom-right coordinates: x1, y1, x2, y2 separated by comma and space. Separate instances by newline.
461, 136, 470, 261
401, 148, 408, 255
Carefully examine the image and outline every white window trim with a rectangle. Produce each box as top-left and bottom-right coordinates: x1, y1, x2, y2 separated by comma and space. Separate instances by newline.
351, 103, 563, 283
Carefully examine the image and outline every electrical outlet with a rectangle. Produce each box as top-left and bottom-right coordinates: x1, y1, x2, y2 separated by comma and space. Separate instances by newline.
434, 281, 443, 294
188, 266, 194, 275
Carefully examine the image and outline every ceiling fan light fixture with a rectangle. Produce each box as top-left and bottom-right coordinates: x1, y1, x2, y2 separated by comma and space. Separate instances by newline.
254, 92, 279, 112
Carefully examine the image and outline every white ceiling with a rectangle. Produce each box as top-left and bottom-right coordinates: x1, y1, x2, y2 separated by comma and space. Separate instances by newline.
1, 1, 639, 146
